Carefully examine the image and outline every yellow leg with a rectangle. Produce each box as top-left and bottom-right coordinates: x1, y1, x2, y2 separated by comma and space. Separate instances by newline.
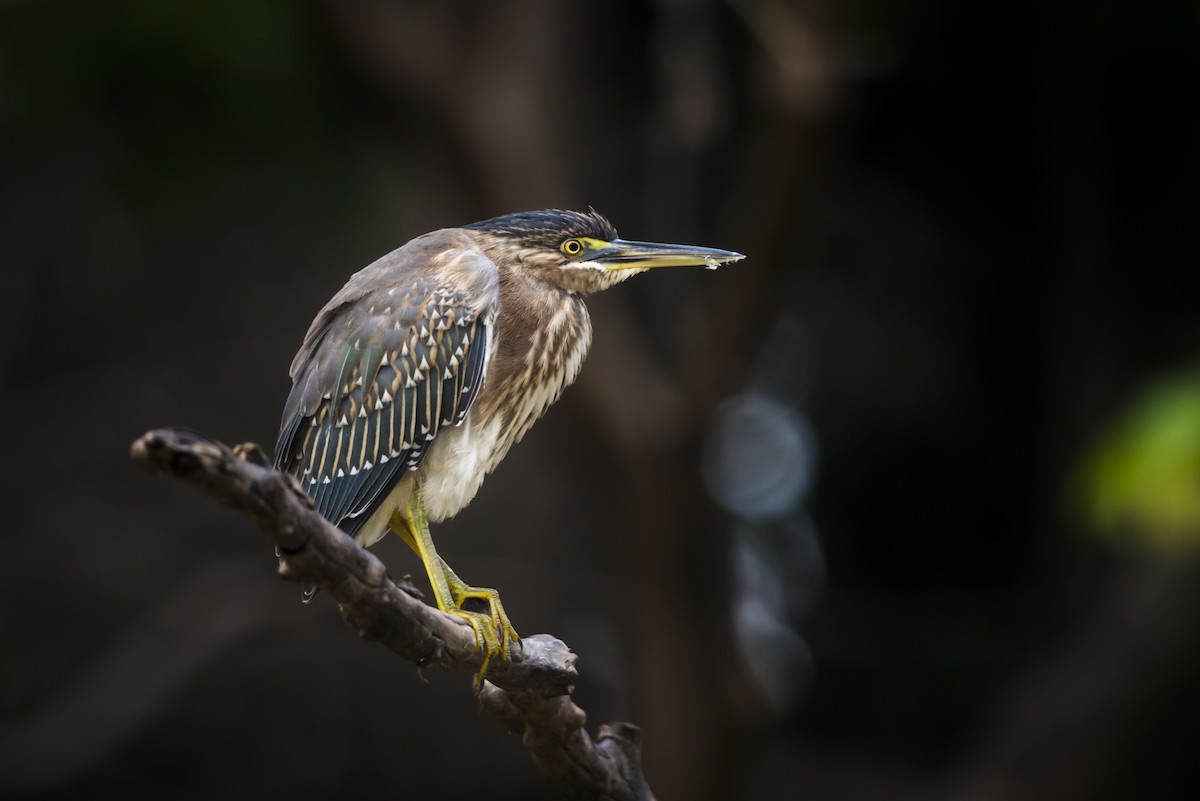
388, 486, 519, 677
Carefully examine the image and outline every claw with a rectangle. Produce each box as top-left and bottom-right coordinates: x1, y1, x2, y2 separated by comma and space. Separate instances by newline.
450, 586, 518, 681
450, 611, 497, 680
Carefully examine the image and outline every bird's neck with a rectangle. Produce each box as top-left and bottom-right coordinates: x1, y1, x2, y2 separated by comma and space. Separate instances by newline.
475, 270, 592, 448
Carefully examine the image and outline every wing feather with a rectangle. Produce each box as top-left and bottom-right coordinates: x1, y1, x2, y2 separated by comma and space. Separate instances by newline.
274, 230, 499, 538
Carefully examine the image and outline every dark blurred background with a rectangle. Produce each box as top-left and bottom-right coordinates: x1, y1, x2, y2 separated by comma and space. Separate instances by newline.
3, 1, 1199, 799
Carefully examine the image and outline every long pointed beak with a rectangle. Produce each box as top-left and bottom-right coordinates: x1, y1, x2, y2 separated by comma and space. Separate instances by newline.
592, 239, 745, 271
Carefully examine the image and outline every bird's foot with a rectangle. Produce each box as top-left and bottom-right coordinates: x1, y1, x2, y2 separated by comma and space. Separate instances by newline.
450, 585, 519, 681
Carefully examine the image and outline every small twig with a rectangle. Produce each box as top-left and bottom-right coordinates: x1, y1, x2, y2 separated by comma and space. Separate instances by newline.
131, 427, 654, 801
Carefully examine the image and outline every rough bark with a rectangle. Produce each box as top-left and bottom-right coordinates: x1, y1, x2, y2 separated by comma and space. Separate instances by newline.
130, 427, 654, 801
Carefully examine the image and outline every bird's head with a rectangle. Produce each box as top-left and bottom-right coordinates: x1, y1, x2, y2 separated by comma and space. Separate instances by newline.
464, 208, 744, 295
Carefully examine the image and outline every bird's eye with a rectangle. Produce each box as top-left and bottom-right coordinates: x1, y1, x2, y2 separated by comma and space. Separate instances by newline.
561, 239, 584, 257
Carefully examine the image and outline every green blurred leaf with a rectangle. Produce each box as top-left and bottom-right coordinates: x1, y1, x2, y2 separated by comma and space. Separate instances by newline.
1081, 371, 1200, 553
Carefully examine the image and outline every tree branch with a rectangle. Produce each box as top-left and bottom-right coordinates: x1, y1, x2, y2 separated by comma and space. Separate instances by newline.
130, 427, 654, 801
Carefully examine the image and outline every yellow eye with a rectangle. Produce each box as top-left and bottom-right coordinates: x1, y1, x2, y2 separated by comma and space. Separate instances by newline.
561, 238, 584, 256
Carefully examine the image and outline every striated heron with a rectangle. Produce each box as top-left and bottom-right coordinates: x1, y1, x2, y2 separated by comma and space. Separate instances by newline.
273, 209, 743, 668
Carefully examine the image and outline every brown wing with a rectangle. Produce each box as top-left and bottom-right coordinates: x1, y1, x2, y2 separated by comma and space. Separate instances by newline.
273, 229, 498, 536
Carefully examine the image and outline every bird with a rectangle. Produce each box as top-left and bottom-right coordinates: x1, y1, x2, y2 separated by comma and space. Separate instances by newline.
273, 208, 743, 669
